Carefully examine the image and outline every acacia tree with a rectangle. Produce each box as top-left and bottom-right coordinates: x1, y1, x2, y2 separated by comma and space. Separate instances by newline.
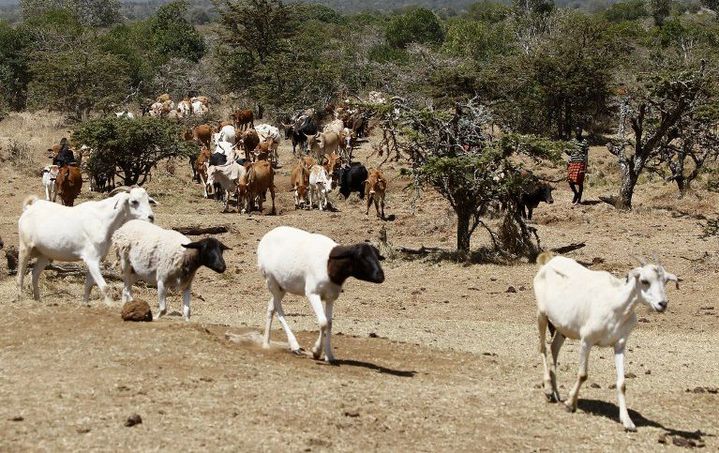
73, 117, 196, 186
392, 99, 559, 258
607, 62, 712, 209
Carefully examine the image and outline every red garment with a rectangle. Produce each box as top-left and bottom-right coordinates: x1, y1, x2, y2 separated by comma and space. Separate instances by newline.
567, 162, 586, 184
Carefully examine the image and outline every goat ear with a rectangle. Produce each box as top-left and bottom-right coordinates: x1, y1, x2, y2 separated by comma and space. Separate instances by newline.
182, 242, 201, 250
665, 272, 679, 290
148, 197, 158, 206
626, 268, 641, 283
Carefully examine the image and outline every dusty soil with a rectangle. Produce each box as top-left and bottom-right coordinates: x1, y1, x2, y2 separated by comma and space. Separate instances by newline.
0, 112, 717, 451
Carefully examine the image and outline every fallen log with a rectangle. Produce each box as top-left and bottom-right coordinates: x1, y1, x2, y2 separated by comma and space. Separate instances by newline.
172, 226, 229, 235
550, 242, 586, 254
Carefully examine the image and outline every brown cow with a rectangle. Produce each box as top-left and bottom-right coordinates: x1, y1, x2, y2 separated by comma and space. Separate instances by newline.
193, 124, 214, 148
232, 109, 254, 131
54, 165, 83, 206
290, 162, 309, 209
239, 160, 275, 215
242, 129, 260, 162
364, 169, 386, 219
195, 146, 212, 198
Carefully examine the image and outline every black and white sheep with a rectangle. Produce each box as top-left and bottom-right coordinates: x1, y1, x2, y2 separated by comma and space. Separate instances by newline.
112, 220, 230, 321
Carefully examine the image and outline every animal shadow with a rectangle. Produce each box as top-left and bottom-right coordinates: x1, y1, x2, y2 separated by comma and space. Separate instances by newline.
578, 399, 707, 440
332, 359, 416, 378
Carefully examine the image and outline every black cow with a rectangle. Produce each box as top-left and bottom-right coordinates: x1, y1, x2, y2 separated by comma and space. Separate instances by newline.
519, 182, 554, 220
209, 152, 227, 166
285, 114, 318, 156
335, 162, 368, 200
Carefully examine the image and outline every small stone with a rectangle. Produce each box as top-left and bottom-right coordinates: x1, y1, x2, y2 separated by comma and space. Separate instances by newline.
658, 433, 668, 444
121, 300, 152, 322
638, 317, 649, 323
518, 285, 526, 291
506, 286, 517, 293
343, 410, 360, 418
9, 416, 23, 422
672, 437, 690, 448
76, 427, 91, 434
625, 373, 637, 379
590, 383, 601, 389
124, 414, 142, 427
490, 277, 497, 281
645, 369, 651, 375
368, 332, 379, 338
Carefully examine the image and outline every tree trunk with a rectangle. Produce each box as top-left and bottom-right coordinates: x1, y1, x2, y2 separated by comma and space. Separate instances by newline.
456, 209, 472, 255
617, 167, 639, 210
675, 176, 686, 198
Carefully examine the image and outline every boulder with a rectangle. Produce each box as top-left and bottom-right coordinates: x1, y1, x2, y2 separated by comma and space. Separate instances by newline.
121, 300, 152, 322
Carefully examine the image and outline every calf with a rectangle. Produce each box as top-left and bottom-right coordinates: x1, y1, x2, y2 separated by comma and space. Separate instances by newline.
309, 165, 332, 211
336, 163, 368, 200
364, 169, 386, 219
290, 162, 310, 209
232, 109, 254, 131
240, 160, 275, 215
520, 182, 554, 220
242, 129, 260, 162
42, 165, 59, 201
54, 165, 83, 206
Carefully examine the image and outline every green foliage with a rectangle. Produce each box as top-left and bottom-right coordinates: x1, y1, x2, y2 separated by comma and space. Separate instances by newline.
466, 1, 511, 22
385, 8, 445, 49
602, 0, 648, 22
20, 0, 120, 27
368, 43, 409, 63
73, 117, 196, 186
0, 21, 32, 110
443, 18, 511, 61
149, 1, 205, 64
27, 43, 129, 119
648, 0, 672, 26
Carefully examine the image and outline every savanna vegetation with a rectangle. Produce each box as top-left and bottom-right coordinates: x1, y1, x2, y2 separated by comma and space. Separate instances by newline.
0, 0, 718, 255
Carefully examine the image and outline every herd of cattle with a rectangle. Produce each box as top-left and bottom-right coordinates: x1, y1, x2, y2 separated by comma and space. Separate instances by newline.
40, 94, 387, 218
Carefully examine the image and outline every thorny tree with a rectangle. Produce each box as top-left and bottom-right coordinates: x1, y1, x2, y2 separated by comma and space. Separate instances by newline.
606, 61, 712, 209
393, 99, 559, 258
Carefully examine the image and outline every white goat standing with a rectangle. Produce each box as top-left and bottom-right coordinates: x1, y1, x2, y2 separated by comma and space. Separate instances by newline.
533, 252, 678, 431
17, 186, 157, 304
257, 226, 385, 363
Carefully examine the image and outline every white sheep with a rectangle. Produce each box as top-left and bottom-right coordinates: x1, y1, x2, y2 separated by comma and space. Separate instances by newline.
257, 226, 385, 363
533, 252, 678, 431
17, 186, 156, 304
113, 220, 230, 321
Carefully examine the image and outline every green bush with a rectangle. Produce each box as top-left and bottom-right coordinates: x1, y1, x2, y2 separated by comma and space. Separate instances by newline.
385, 8, 445, 49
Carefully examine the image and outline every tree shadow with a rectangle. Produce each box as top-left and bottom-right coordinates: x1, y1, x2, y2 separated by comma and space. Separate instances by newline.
577, 399, 708, 440
331, 359, 416, 378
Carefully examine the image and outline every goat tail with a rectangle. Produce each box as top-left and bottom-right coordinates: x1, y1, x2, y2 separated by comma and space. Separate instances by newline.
536, 251, 555, 267
22, 195, 39, 211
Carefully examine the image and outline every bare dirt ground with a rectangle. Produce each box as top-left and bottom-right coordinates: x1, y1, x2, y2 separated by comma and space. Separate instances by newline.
0, 112, 717, 451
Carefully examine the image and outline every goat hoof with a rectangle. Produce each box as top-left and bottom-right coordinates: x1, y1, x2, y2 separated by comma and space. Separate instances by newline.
623, 424, 637, 432
291, 348, 305, 356
544, 392, 557, 403
563, 403, 576, 413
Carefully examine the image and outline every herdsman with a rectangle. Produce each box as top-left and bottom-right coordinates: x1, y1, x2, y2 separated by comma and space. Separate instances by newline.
566, 127, 588, 206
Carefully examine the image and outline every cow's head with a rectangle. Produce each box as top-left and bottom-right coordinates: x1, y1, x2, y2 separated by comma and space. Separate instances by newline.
541, 184, 554, 204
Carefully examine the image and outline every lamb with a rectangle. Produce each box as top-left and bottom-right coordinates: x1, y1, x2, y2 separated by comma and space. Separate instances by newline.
258, 226, 385, 363
17, 186, 156, 304
113, 220, 230, 321
534, 252, 678, 431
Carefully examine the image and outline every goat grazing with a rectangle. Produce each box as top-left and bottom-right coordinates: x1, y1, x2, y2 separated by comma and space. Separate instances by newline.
258, 226, 385, 363
113, 220, 229, 321
17, 186, 157, 304
533, 252, 678, 431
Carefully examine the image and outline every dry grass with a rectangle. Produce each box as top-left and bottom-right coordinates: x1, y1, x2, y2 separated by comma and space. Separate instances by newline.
0, 111, 717, 451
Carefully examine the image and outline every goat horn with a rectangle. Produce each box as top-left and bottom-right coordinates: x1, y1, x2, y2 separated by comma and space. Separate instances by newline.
665, 272, 679, 290
108, 186, 132, 196
631, 255, 647, 266
652, 253, 662, 266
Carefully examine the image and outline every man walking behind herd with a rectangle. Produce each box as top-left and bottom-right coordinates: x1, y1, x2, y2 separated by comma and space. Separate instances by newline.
566, 127, 589, 206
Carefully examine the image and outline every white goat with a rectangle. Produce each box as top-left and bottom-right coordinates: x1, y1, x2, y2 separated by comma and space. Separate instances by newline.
309, 164, 332, 211
113, 220, 229, 321
17, 187, 157, 304
41, 165, 59, 201
258, 226, 385, 362
206, 162, 246, 212
534, 252, 678, 431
